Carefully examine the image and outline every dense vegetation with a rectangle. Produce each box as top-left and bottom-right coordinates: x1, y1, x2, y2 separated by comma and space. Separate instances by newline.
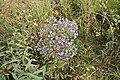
0, 0, 120, 80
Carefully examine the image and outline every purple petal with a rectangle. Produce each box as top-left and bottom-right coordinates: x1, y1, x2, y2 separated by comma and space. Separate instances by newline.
58, 18, 64, 27
67, 21, 74, 27
58, 52, 64, 57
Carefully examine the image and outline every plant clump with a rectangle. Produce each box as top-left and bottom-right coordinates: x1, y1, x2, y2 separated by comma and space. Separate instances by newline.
34, 17, 78, 60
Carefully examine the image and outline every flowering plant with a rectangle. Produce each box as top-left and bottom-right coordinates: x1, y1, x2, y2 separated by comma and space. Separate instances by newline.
35, 17, 78, 60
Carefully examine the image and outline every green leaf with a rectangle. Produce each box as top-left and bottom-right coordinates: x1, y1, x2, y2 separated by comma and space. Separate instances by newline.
57, 73, 60, 79
19, 76, 27, 80
43, 66, 46, 76
5, 50, 11, 53
0, 52, 5, 57
60, 73, 64, 79
60, 0, 64, 5
0, 46, 5, 50
12, 73, 19, 80
24, 73, 43, 79
33, 70, 43, 75
15, 69, 24, 73
1, 60, 20, 67
118, 20, 120, 23
16, 43, 23, 48
0, 74, 6, 80
57, 61, 66, 68
113, 18, 117, 22
54, 71, 58, 78
25, 59, 37, 70
50, 70, 53, 78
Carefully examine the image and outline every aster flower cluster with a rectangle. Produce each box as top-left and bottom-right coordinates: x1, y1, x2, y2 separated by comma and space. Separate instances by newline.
35, 17, 78, 60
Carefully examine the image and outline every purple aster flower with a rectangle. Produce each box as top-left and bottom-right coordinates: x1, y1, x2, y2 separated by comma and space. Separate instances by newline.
50, 31, 53, 34
44, 38, 48, 42
58, 52, 64, 57
42, 49, 45, 53
49, 41, 53, 46
68, 42, 73, 46
39, 52, 42, 54
37, 47, 41, 51
63, 43, 67, 47
58, 40, 63, 44
51, 26, 54, 29
52, 40, 56, 43
62, 38, 65, 42
53, 23, 58, 26
46, 47, 49, 51
50, 44, 52, 47
63, 35, 67, 39
70, 29, 76, 33
60, 34, 64, 37
55, 46, 60, 50
74, 33, 77, 39
49, 53, 54, 58
65, 50, 68, 53
55, 36, 59, 40
67, 21, 74, 27
43, 46, 47, 49
58, 18, 64, 27
45, 28, 49, 31
57, 45, 61, 48
63, 58, 69, 61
